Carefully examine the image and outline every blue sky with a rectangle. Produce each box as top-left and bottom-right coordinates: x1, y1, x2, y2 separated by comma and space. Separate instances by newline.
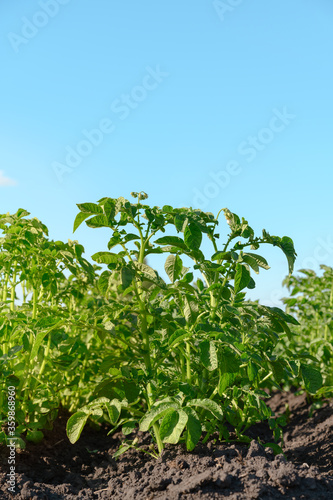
1, 0, 332, 307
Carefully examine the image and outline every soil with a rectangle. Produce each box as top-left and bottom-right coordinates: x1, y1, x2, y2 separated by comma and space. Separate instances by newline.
1, 389, 333, 499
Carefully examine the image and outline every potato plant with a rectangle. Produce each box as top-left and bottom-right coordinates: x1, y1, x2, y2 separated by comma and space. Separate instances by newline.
0, 210, 107, 446
66, 192, 320, 457
281, 266, 333, 395
0, 197, 324, 457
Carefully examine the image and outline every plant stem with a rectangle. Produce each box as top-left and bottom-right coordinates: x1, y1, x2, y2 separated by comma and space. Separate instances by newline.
134, 224, 163, 454
209, 236, 234, 321
186, 342, 191, 383
2, 324, 8, 356
139, 301, 152, 375
180, 354, 186, 382
22, 281, 27, 304
200, 368, 208, 393
324, 280, 333, 341
260, 370, 273, 385
146, 380, 164, 454
209, 386, 218, 400
153, 423, 164, 454
209, 270, 232, 322
10, 262, 17, 312
37, 332, 52, 381
32, 287, 38, 320
2, 270, 9, 302
69, 350, 88, 412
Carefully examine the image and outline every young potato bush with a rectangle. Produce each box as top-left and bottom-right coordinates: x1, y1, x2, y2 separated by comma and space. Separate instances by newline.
0, 197, 323, 456
281, 266, 333, 396
0, 210, 108, 446
66, 192, 318, 457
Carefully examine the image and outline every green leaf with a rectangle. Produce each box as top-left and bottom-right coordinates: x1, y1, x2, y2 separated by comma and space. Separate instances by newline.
154, 236, 188, 251
283, 298, 297, 307
234, 263, 251, 294
183, 296, 199, 323
86, 397, 112, 408
66, 411, 89, 444
168, 329, 191, 348
165, 255, 183, 283
73, 212, 91, 232
242, 252, 270, 270
41, 272, 50, 287
270, 307, 299, 326
205, 282, 223, 293
144, 208, 154, 222
300, 365, 323, 394
98, 270, 111, 294
26, 430, 44, 444
188, 399, 223, 420
102, 199, 116, 221
242, 254, 259, 274
219, 349, 240, 374
241, 225, 254, 238
247, 277, 256, 289
112, 443, 132, 459
247, 360, 258, 382
133, 262, 157, 278
218, 372, 237, 395
29, 320, 64, 361
263, 442, 284, 456
124, 233, 140, 243
270, 359, 286, 383
122, 380, 140, 403
221, 287, 231, 299
218, 350, 240, 396
180, 271, 193, 283
184, 223, 202, 251
77, 203, 103, 214
91, 252, 122, 265
174, 214, 187, 232
107, 234, 122, 250
139, 402, 180, 432
162, 205, 174, 213
147, 285, 161, 301
85, 215, 110, 228
159, 409, 188, 444
211, 251, 232, 262
122, 420, 138, 435
183, 407, 202, 451
199, 341, 218, 371
121, 266, 135, 290
17, 208, 30, 218
280, 236, 297, 275
133, 262, 166, 289
105, 399, 122, 425
268, 235, 296, 275
90, 408, 103, 417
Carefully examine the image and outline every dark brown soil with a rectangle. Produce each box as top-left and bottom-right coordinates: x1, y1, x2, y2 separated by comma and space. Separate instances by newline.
1, 389, 333, 499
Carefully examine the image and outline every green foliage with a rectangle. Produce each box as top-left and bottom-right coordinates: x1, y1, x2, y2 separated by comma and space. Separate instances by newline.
281, 266, 333, 395
1, 193, 324, 459
62, 192, 300, 455
0, 209, 105, 446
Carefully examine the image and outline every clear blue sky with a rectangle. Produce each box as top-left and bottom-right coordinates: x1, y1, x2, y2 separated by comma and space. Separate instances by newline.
1, 0, 332, 307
